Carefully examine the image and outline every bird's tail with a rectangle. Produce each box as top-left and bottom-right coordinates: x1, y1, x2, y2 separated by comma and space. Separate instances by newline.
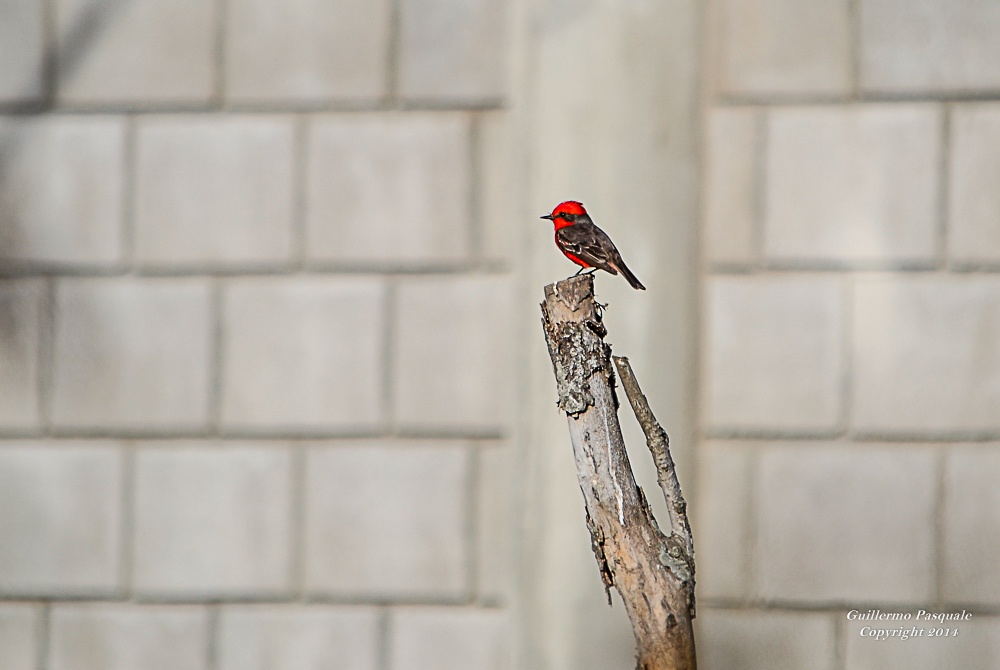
614, 261, 645, 290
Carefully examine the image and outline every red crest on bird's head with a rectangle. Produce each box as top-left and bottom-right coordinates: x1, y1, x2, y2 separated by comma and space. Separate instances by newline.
541, 201, 589, 227
550, 201, 587, 217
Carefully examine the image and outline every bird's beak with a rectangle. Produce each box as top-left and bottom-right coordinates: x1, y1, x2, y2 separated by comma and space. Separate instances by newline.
540, 214, 554, 220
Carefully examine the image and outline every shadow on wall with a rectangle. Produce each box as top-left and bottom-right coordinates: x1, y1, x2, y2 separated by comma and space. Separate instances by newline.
0, 0, 131, 353
0, 0, 134, 431
1, 0, 132, 261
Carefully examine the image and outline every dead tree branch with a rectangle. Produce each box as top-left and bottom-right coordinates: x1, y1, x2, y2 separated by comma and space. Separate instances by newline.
540, 274, 696, 670
613, 355, 695, 612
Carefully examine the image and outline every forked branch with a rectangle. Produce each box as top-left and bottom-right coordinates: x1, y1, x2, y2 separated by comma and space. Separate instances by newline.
540, 274, 696, 670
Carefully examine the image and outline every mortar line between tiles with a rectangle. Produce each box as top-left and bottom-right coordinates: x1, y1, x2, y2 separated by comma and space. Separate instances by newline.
465, 444, 481, 603
744, 444, 760, 604
120, 443, 136, 600
835, 611, 848, 670
938, 104, 952, 270
36, 602, 51, 670
212, 0, 228, 109
467, 114, 483, 263
839, 275, 854, 437
848, 0, 861, 102
38, 277, 56, 436
385, 0, 402, 109
291, 115, 309, 271
751, 107, 768, 270
40, 0, 56, 107
122, 115, 137, 272
289, 442, 307, 600
377, 606, 392, 670
382, 280, 397, 436
206, 604, 220, 670
933, 448, 947, 608
208, 278, 224, 435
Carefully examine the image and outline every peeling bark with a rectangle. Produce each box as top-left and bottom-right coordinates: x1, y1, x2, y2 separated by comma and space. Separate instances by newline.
541, 274, 696, 670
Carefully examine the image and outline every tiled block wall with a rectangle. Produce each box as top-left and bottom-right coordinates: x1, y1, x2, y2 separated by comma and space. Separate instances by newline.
9, 0, 1000, 666
698, 0, 1000, 667
0, 0, 513, 668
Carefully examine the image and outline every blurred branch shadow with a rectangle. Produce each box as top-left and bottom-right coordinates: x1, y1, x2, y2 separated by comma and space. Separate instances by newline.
0, 0, 131, 336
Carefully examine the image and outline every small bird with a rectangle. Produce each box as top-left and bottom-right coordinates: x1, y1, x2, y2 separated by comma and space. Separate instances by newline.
541, 201, 646, 290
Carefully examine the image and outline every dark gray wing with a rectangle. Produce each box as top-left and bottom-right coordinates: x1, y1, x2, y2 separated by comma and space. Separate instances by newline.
555, 223, 619, 274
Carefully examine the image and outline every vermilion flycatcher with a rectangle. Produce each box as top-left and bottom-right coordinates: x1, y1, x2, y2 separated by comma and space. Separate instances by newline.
542, 201, 646, 290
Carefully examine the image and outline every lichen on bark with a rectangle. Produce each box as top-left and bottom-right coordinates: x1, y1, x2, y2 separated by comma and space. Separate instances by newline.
541, 274, 612, 415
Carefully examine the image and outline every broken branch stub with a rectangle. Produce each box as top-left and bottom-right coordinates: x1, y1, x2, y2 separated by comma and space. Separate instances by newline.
540, 274, 696, 670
